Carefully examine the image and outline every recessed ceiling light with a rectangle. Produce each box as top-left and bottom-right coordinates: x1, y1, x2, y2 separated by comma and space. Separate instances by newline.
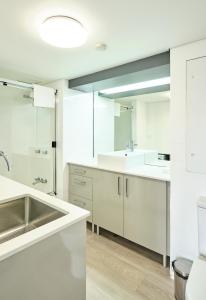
39, 16, 87, 48
100, 77, 171, 95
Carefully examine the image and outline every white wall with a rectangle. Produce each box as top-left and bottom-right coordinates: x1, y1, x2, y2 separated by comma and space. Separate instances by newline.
170, 39, 206, 262
114, 110, 132, 150
134, 97, 170, 153
94, 93, 114, 156
114, 101, 132, 151
63, 91, 115, 164
63, 91, 93, 162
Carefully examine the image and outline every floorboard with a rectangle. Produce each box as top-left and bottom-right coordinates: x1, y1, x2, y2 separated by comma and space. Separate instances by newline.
86, 228, 174, 300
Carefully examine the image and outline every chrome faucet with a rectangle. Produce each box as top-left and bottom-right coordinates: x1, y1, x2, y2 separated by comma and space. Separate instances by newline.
126, 140, 137, 152
0, 151, 10, 171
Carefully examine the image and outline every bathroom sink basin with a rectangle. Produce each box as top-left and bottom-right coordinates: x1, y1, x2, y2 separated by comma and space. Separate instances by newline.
97, 150, 158, 170
0, 196, 66, 244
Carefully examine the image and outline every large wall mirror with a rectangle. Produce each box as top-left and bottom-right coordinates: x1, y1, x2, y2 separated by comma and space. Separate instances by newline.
93, 90, 170, 167
69, 51, 170, 168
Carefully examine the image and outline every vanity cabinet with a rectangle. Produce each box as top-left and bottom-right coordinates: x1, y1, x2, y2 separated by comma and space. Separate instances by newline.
70, 175, 92, 199
69, 164, 169, 265
69, 165, 93, 223
123, 175, 167, 256
93, 170, 124, 236
69, 194, 92, 222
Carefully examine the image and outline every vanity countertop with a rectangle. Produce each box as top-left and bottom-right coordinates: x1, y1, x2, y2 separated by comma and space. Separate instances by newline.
0, 175, 89, 261
68, 160, 170, 182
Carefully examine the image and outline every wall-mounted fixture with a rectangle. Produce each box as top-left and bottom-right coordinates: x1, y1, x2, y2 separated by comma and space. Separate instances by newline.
0, 151, 10, 171
32, 177, 48, 185
39, 16, 87, 48
99, 77, 170, 96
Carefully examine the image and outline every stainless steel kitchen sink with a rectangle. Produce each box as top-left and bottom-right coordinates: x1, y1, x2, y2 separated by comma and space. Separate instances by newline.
0, 196, 66, 244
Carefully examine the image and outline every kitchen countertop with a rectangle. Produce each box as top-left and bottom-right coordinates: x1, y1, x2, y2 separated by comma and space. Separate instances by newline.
68, 160, 170, 182
0, 175, 89, 262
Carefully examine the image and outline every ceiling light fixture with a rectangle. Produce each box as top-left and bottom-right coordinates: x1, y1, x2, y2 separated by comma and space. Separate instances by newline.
39, 16, 87, 48
100, 77, 171, 95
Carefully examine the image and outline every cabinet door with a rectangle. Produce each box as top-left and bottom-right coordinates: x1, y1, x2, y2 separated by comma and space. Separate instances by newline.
93, 170, 124, 236
124, 175, 167, 255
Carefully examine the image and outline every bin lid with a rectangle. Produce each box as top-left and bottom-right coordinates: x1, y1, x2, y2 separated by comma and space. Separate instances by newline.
173, 257, 193, 278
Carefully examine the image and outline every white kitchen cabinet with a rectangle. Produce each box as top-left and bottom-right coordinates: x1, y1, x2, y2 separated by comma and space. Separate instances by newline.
123, 175, 167, 259
186, 56, 206, 173
93, 169, 124, 236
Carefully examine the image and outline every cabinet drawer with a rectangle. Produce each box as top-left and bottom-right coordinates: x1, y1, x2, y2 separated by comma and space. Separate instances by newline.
70, 194, 92, 222
70, 164, 93, 177
70, 175, 92, 199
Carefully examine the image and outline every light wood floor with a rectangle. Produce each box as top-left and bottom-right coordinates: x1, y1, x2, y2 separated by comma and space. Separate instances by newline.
86, 228, 174, 300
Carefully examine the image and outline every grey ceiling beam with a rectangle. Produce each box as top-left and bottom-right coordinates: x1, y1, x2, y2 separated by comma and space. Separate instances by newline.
69, 51, 170, 93
99, 84, 170, 99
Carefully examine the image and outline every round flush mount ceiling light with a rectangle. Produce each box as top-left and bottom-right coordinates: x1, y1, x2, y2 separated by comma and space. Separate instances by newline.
39, 16, 87, 48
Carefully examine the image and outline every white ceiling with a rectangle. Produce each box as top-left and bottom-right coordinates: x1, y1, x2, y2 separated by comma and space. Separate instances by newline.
0, 0, 206, 82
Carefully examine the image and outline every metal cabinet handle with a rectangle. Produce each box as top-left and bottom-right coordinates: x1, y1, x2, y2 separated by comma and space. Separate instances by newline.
118, 177, 121, 195
125, 178, 129, 197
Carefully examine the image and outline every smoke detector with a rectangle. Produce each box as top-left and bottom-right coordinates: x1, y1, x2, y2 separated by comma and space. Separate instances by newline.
95, 43, 107, 51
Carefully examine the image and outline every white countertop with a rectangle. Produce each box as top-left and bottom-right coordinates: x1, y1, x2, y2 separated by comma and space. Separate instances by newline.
0, 175, 89, 262
68, 160, 170, 182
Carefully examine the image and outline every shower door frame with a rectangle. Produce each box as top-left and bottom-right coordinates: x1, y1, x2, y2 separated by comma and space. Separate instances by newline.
0, 77, 57, 195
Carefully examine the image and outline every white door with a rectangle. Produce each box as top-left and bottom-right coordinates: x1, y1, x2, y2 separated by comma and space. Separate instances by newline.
93, 169, 124, 236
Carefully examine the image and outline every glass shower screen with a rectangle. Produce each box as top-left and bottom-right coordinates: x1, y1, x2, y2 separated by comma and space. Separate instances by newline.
0, 85, 56, 194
